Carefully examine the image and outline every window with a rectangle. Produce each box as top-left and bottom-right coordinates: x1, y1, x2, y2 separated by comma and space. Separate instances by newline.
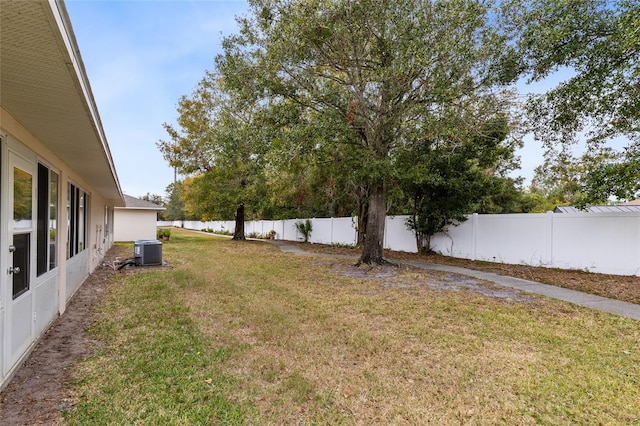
67, 183, 88, 259
37, 163, 58, 276
12, 233, 30, 299
50, 171, 58, 267
13, 166, 32, 299
104, 205, 112, 240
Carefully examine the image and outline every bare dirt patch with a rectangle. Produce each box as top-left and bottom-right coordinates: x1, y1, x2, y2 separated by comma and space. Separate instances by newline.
0, 245, 131, 425
328, 261, 536, 302
302, 243, 640, 304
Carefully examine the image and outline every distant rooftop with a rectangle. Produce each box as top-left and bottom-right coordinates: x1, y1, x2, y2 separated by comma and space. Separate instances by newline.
554, 205, 640, 214
121, 194, 165, 210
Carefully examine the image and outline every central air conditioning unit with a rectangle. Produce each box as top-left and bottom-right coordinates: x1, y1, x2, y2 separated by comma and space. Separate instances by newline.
134, 239, 162, 266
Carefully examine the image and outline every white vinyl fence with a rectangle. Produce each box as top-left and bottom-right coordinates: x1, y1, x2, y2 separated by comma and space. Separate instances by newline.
159, 211, 640, 276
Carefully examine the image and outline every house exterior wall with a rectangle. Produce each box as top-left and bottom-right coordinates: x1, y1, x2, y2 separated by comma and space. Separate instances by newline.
114, 209, 158, 242
1, 111, 117, 389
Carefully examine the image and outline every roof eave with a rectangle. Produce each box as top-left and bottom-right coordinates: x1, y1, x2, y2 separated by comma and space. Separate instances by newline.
1, 0, 124, 206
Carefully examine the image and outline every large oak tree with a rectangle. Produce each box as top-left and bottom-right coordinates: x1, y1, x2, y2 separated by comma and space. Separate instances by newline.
218, 0, 518, 264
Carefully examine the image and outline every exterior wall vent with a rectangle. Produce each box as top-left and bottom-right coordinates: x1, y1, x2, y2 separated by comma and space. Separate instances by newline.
134, 239, 162, 266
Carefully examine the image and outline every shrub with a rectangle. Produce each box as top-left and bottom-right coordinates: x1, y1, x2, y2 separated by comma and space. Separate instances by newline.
295, 220, 313, 243
157, 228, 172, 240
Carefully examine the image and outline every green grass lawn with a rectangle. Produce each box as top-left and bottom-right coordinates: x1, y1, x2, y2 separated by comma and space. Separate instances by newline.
66, 229, 640, 425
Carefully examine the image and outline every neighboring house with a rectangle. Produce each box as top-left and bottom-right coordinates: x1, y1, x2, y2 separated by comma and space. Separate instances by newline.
114, 195, 166, 242
554, 205, 640, 214
1, 1, 124, 389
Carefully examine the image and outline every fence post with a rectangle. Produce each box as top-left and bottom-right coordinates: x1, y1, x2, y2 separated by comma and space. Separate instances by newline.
384, 216, 389, 249
330, 217, 334, 245
546, 211, 554, 267
471, 213, 478, 261
637, 215, 640, 276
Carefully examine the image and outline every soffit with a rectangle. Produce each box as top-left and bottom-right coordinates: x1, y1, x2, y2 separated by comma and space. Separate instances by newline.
1, 0, 123, 205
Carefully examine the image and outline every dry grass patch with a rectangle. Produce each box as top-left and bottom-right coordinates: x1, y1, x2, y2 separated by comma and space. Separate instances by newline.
161, 229, 640, 425
64, 230, 640, 424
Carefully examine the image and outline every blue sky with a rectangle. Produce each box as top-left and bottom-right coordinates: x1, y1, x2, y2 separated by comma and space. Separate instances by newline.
66, 0, 251, 198
66, 0, 547, 199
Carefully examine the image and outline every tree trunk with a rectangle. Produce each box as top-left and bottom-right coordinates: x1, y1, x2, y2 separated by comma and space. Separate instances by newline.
412, 209, 420, 252
232, 204, 246, 240
356, 198, 368, 246
418, 233, 432, 254
357, 183, 392, 265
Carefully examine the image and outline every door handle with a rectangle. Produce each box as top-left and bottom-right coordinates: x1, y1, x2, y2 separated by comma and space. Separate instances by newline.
8, 245, 16, 252
8, 266, 20, 274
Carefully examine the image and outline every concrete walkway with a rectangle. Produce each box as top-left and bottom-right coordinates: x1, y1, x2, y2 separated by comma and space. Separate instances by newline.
268, 240, 640, 321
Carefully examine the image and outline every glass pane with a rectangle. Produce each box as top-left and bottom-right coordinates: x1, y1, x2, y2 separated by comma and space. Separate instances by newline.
37, 164, 48, 276
78, 191, 85, 252
49, 171, 58, 269
67, 183, 73, 259
12, 233, 30, 299
13, 167, 32, 229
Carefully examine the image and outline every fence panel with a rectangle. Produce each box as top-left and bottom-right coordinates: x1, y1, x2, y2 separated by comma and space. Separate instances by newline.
474, 213, 550, 266
282, 219, 301, 241
161, 212, 640, 276
261, 220, 279, 238
307, 218, 333, 244
331, 217, 358, 245
431, 218, 475, 259
182, 220, 202, 230
384, 216, 417, 253
245, 220, 258, 235
552, 213, 640, 275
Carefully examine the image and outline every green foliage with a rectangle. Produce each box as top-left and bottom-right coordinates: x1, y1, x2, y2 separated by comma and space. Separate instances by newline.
163, 181, 189, 221
399, 115, 520, 252
295, 219, 313, 243
509, 0, 639, 142
475, 177, 532, 213
13, 168, 32, 221
217, 0, 519, 263
529, 146, 586, 208
528, 145, 640, 208
158, 72, 271, 235
156, 228, 171, 240
141, 192, 164, 206
328, 242, 357, 249
578, 145, 640, 206
505, 0, 640, 202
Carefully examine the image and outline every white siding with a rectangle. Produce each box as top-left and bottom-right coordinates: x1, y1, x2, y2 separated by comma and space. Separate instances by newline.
1, 112, 118, 389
